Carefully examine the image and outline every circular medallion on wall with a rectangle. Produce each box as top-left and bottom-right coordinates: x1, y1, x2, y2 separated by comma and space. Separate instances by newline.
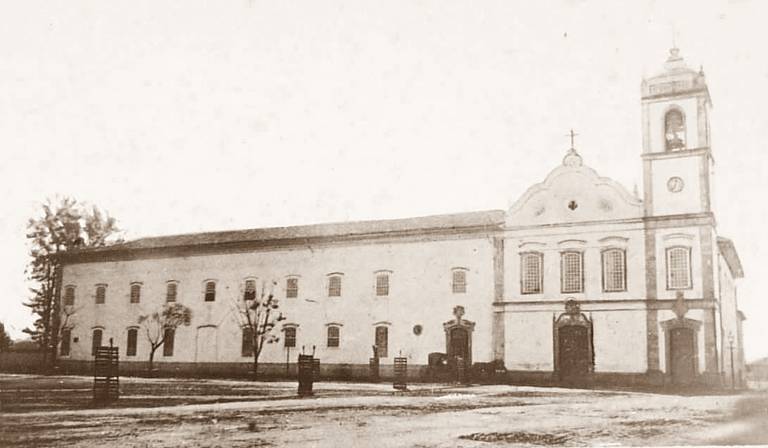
667, 176, 685, 193
413, 325, 423, 336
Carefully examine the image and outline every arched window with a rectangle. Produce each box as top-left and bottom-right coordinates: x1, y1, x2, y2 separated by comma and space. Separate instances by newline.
375, 271, 391, 297
241, 327, 254, 357
664, 109, 686, 151
327, 274, 342, 297
63, 286, 75, 306
126, 328, 138, 357
520, 252, 544, 294
327, 326, 340, 347
91, 328, 103, 356
283, 326, 297, 348
166, 281, 178, 303
602, 248, 627, 292
162, 328, 175, 356
204, 281, 216, 302
244, 279, 257, 301
130, 283, 142, 303
60, 328, 72, 356
95, 285, 107, 304
666, 246, 692, 290
374, 326, 388, 358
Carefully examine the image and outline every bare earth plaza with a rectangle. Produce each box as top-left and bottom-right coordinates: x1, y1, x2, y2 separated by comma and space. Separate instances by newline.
4, 1, 768, 447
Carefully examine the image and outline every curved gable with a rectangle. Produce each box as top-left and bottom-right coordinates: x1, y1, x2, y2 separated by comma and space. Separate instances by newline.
508, 150, 643, 226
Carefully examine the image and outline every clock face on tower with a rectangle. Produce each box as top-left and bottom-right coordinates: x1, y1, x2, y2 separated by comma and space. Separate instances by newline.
667, 176, 685, 193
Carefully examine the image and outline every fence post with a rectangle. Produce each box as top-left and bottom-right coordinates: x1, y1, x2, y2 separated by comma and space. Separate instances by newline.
93, 339, 119, 404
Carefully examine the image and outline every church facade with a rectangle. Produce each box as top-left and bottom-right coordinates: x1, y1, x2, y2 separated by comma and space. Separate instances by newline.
57, 49, 746, 387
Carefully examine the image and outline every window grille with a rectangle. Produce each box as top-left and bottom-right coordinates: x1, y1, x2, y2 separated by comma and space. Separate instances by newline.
64, 286, 75, 306
328, 275, 342, 297
561, 251, 584, 293
244, 280, 256, 301
126, 328, 138, 356
375, 326, 388, 358
204, 281, 216, 302
286, 278, 299, 298
284, 327, 297, 348
166, 282, 177, 302
376, 273, 389, 296
162, 328, 175, 356
667, 247, 691, 289
327, 326, 340, 347
602, 249, 627, 292
130, 284, 141, 303
95, 285, 106, 304
521, 253, 543, 294
452, 269, 467, 294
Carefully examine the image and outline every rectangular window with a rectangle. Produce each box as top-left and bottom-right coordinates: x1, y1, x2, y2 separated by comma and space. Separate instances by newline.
163, 328, 175, 356
561, 251, 584, 293
60, 329, 71, 356
602, 249, 627, 292
376, 273, 389, 296
375, 326, 388, 358
244, 280, 256, 301
521, 253, 543, 294
452, 270, 467, 294
166, 282, 177, 303
126, 328, 138, 357
667, 247, 692, 289
64, 286, 75, 306
91, 329, 103, 356
286, 278, 298, 298
95, 285, 106, 304
328, 275, 342, 297
204, 281, 216, 302
284, 327, 296, 348
242, 327, 254, 357
130, 284, 141, 303
327, 326, 340, 347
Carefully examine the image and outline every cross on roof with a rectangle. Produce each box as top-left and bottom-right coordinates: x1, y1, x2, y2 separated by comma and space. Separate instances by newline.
565, 129, 578, 150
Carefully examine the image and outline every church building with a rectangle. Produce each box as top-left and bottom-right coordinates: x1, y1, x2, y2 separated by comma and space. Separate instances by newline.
58, 49, 746, 387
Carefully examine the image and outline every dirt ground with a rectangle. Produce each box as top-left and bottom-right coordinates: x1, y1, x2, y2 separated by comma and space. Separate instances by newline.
1, 374, 767, 447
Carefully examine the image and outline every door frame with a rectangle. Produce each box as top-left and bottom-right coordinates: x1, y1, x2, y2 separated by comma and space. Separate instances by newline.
443, 312, 475, 366
553, 300, 594, 378
661, 317, 701, 383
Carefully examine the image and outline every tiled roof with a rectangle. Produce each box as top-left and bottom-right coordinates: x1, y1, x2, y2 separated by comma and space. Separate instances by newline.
62, 210, 506, 260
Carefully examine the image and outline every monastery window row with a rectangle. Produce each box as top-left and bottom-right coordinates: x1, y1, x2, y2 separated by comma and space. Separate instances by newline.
60, 326, 177, 358
67, 267, 470, 306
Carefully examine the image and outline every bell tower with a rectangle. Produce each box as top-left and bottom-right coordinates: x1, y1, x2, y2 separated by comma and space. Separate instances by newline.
641, 48, 713, 217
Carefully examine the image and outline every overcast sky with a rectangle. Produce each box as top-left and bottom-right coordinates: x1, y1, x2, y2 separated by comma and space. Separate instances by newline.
1, 0, 766, 361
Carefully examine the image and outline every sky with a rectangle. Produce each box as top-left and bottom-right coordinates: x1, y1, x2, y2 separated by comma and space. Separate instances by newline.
1, 0, 766, 361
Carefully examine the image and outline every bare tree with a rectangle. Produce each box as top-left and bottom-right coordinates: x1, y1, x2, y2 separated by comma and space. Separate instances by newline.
138, 303, 192, 372
230, 280, 285, 380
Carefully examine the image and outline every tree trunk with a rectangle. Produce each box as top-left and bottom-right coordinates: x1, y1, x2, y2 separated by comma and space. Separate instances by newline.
49, 264, 63, 368
148, 347, 156, 373
252, 351, 259, 381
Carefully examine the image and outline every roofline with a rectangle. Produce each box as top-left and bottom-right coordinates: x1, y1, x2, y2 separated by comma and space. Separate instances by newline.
717, 236, 745, 279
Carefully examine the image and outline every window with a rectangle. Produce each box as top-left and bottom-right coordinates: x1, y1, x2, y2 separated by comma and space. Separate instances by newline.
667, 246, 692, 289
376, 273, 390, 296
284, 327, 297, 348
64, 286, 75, 306
286, 277, 299, 298
60, 328, 71, 356
452, 269, 467, 294
521, 252, 544, 294
602, 249, 627, 292
204, 281, 216, 302
91, 328, 103, 356
328, 275, 342, 297
244, 279, 256, 301
375, 326, 388, 358
95, 285, 106, 304
130, 283, 141, 303
166, 282, 178, 303
664, 109, 686, 151
162, 328, 175, 356
242, 327, 254, 357
561, 251, 584, 293
126, 328, 138, 357
327, 326, 340, 347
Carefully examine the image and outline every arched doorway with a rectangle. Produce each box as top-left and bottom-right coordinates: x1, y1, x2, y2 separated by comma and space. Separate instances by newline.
553, 300, 594, 382
661, 318, 700, 385
195, 325, 218, 363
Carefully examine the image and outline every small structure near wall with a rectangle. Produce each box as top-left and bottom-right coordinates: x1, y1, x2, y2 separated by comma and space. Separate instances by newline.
297, 354, 315, 397
393, 356, 407, 391
93, 338, 119, 404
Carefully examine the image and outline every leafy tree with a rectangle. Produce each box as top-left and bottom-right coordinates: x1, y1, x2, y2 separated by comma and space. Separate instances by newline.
23, 197, 121, 366
0, 322, 13, 353
138, 303, 193, 372
230, 280, 285, 380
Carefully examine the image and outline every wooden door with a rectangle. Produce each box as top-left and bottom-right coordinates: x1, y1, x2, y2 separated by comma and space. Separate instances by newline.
558, 325, 590, 379
669, 327, 696, 384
